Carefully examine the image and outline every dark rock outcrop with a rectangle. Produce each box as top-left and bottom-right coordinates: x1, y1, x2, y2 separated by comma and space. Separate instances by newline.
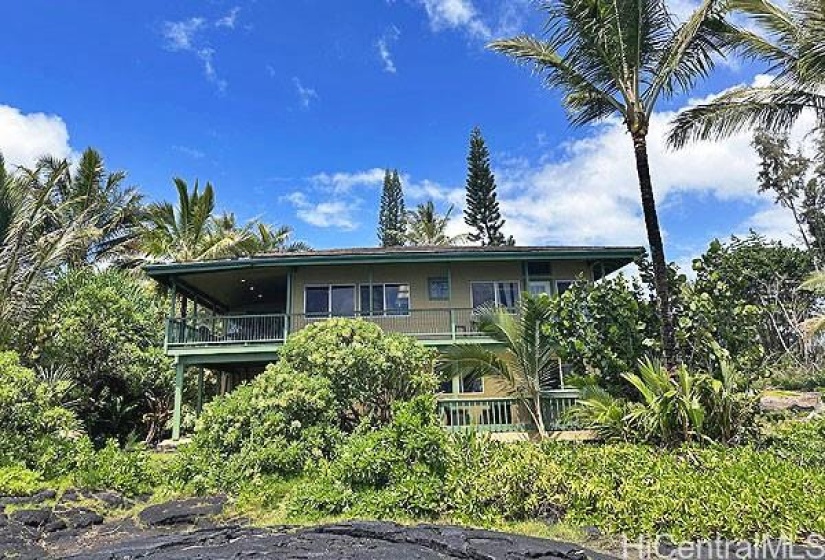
138, 495, 227, 526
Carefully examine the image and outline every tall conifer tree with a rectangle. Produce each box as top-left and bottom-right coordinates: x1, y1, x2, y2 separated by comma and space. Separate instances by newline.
464, 127, 511, 245
378, 169, 406, 246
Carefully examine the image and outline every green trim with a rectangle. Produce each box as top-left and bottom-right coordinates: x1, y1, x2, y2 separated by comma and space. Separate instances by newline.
144, 247, 644, 279
172, 361, 184, 441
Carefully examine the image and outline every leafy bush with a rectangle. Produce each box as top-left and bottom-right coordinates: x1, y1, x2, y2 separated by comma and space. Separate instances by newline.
544, 274, 659, 396
0, 351, 79, 473
73, 438, 157, 496
289, 396, 449, 518
171, 365, 343, 493
573, 358, 758, 445
446, 435, 567, 523
0, 465, 45, 496
761, 416, 825, 468
33, 269, 174, 444
278, 319, 437, 427
442, 438, 825, 540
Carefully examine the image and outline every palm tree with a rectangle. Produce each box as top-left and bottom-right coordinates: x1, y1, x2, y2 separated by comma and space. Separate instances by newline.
405, 200, 466, 246
440, 295, 559, 436
245, 222, 312, 254
0, 156, 99, 346
668, 0, 825, 148
489, 0, 728, 368
21, 149, 144, 267
140, 178, 250, 263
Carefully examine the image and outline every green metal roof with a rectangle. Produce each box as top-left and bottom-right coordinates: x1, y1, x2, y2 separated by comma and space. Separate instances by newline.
144, 245, 644, 280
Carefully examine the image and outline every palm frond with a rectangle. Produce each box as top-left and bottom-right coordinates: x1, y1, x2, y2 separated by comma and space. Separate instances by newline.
667, 85, 825, 148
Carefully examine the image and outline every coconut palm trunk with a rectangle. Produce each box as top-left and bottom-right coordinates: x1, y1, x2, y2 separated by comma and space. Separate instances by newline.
632, 132, 677, 367
489, 0, 727, 369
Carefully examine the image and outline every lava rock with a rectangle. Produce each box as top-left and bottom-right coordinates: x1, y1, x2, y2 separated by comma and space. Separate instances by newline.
32, 489, 56, 502
60, 508, 104, 529
10, 508, 53, 528
59, 489, 81, 503
57, 521, 617, 559
91, 490, 126, 508
43, 518, 67, 533
138, 496, 227, 526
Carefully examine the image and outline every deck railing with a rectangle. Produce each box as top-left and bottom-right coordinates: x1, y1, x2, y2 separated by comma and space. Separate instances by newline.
168, 314, 287, 345
437, 390, 581, 433
167, 308, 498, 346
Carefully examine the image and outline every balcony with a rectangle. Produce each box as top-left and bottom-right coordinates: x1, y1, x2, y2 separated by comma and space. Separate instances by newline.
166, 308, 502, 347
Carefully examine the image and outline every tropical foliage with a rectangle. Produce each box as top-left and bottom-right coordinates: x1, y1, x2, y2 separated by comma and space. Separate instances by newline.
33, 269, 174, 444
440, 295, 559, 436
405, 200, 465, 246
0, 149, 142, 346
668, 0, 825, 147
574, 357, 757, 445
490, 0, 729, 368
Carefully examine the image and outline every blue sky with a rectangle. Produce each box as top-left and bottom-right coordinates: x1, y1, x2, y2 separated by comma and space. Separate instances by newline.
0, 0, 806, 267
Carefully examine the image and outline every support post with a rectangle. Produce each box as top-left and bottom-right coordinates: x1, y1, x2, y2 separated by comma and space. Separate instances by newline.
172, 359, 184, 441
285, 268, 293, 338
196, 367, 204, 416
166, 281, 177, 350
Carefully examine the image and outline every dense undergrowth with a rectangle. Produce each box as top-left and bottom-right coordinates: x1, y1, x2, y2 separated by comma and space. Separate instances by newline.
3, 320, 825, 543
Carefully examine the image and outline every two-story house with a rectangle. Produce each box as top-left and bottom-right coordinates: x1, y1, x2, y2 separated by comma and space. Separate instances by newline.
145, 245, 642, 439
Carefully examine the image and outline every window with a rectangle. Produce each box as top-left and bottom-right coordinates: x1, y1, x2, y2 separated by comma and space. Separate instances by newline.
555, 280, 575, 296
304, 285, 356, 316
437, 377, 454, 394
527, 261, 553, 276
471, 281, 520, 310
459, 374, 483, 393
359, 284, 410, 316
428, 277, 450, 300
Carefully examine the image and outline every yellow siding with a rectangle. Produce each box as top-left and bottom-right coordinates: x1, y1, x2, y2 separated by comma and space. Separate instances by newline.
288, 258, 592, 399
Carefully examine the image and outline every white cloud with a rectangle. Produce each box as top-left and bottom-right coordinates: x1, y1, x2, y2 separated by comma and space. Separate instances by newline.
215, 7, 241, 29
160, 12, 237, 92
413, 0, 531, 41
417, 0, 490, 38
172, 145, 205, 159
282, 192, 359, 230
162, 17, 205, 51
310, 168, 385, 193
376, 26, 401, 74
293, 77, 318, 109
737, 203, 801, 245
0, 105, 74, 168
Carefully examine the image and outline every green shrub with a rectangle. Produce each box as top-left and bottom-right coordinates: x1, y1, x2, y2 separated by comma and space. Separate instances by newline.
289, 396, 449, 518
446, 436, 568, 523
573, 357, 758, 446
278, 319, 437, 427
442, 438, 825, 540
761, 416, 825, 468
0, 351, 79, 472
171, 366, 343, 493
0, 465, 45, 496
34, 269, 174, 444
73, 438, 157, 496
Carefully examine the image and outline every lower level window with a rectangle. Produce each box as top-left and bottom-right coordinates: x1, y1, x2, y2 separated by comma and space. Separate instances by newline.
305, 285, 355, 316
459, 374, 483, 393
359, 284, 410, 315
555, 280, 575, 295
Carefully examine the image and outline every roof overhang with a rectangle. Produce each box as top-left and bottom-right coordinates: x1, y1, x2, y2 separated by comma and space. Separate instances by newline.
145, 246, 644, 309
145, 246, 644, 279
